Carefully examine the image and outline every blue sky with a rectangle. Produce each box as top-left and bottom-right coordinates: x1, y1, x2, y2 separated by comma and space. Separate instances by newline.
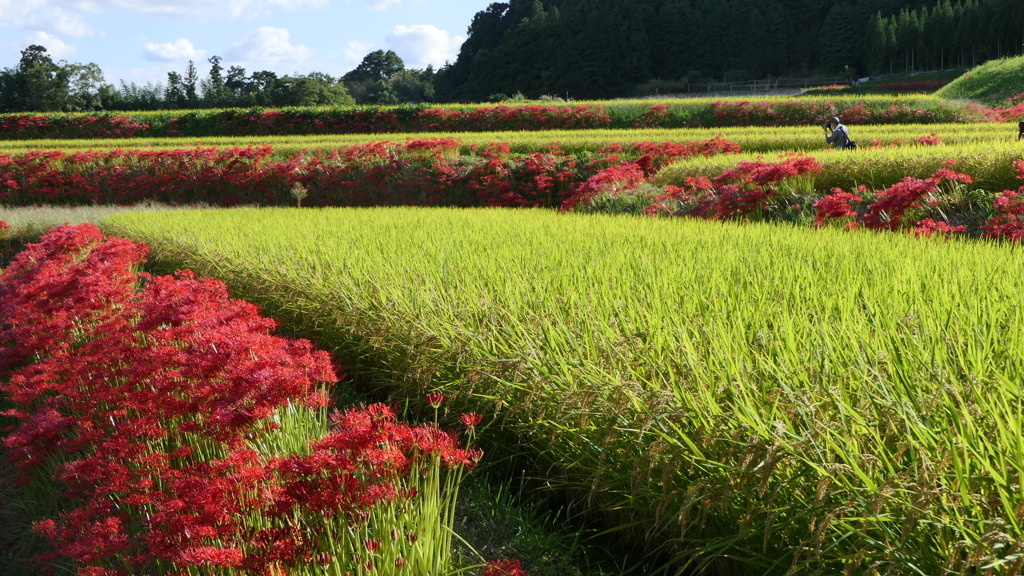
0, 0, 489, 85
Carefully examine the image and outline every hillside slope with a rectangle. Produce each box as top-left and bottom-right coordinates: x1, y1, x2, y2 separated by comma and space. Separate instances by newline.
935, 55, 1024, 104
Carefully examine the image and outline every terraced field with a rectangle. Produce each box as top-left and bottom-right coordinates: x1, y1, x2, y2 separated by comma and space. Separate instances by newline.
5, 94, 1024, 575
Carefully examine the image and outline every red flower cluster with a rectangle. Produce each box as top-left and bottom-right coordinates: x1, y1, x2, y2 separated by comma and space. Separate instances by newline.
643, 154, 821, 219
859, 167, 973, 231
0, 105, 612, 140
706, 99, 979, 127
982, 161, 1024, 240
913, 218, 967, 238
987, 100, 1024, 123
812, 188, 864, 227
560, 162, 647, 211
0, 224, 480, 574
212, 107, 401, 136
0, 114, 151, 139
1, 137, 740, 210
211, 105, 612, 136
559, 137, 742, 210
0, 146, 279, 206
812, 163, 973, 237
463, 143, 582, 208
409, 105, 611, 132
482, 558, 528, 576
631, 104, 672, 128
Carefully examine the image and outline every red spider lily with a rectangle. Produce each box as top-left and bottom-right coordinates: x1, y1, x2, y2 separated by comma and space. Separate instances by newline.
560, 137, 741, 212
643, 155, 820, 220
1, 224, 481, 575
176, 546, 245, 567
0, 137, 736, 211
482, 558, 528, 576
984, 190, 1024, 240
913, 218, 966, 238
426, 392, 447, 408
862, 166, 973, 231
461, 413, 483, 431
982, 162, 1024, 241
560, 162, 647, 211
813, 189, 864, 226
632, 104, 672, 128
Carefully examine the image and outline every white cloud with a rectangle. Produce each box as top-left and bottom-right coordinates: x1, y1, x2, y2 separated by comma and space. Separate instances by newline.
104, 0, 259, 19
2, 0, 325, 24
344, 40, 375, 68
143, 38, 205, 61
269, 0, 326, 8
0, 0, 93, 37
226, 26, 312, 69
25, 31, 76, 58
366, 0, 401, 10
385, 24, 462, 69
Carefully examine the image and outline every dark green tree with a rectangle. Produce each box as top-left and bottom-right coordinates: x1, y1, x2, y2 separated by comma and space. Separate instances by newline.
864, 11, 892, 74
64, 62, 105, 111
203, 55, 228, 105
279, 72, 355, 106
2, 45, 72, 111
391, 66, 437, 102
435, 2, 510, 98
183, 60, 199, 105
225, 65, 249, 103
165, 71, 186, 107
343, 50, 405, 84
249, 70, 281, 105
818, 2, 864, 75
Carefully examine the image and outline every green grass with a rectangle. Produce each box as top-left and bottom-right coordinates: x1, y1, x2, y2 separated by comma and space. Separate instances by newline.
936, 55, 1024, 104
101, 206, 1024, 575
0, 202, 175, 233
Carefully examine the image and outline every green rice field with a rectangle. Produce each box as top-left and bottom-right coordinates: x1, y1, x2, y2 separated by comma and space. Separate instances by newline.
1, 122, 1018, 157
7, 80, 1024, 575
101, 206, 1024, 575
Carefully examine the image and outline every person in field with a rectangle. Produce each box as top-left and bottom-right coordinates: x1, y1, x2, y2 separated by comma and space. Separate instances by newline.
824, 116, 855, 149
1017, 120, 1024, 141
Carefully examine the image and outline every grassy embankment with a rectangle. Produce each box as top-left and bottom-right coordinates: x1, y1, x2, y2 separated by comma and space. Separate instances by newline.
936, 55, 1024, 104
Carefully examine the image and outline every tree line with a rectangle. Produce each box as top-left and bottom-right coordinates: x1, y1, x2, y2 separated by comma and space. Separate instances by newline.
865, 0, 1024, 74
0, 46, 437, 112
432, 0, 1024, 101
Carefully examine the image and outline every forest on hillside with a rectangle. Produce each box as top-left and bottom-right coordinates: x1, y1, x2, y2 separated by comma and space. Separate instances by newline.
434, 0, 1024, 100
